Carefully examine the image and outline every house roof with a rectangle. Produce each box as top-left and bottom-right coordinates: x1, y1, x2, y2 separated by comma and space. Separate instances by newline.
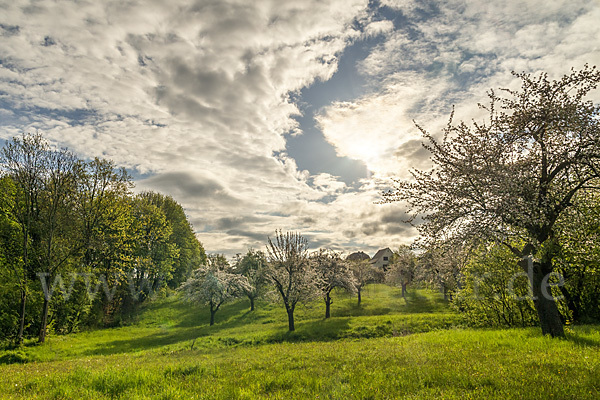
370, 248, 392, 263
346, 251, 370, 261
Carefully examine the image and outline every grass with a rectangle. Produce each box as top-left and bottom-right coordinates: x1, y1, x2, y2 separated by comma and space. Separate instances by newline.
1, 285, 599, 399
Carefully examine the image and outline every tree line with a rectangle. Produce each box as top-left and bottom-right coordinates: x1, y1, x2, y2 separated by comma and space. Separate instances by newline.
0, 134, 206, 344
181, 230, 379, 331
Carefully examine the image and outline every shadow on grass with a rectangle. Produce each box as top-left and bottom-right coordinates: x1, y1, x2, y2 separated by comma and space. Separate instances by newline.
566, 327, 600, 348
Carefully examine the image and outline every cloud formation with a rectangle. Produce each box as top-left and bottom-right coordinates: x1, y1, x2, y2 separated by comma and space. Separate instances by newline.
1, 0, 598, 258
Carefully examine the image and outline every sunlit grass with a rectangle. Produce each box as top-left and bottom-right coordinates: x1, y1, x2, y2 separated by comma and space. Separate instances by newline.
1, 285, 599, 399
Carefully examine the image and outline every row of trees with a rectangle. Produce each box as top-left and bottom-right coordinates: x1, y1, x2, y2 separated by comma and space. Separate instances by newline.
181, 231, 379, 331
0, 134, 206, 344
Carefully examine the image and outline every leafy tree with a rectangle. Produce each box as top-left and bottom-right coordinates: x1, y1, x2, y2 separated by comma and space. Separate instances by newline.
266, 230, 318, 331
347, 259, 374, 306
0, 176, 24, 340
233, 248, 268, 311
453, 243, 538, 328
35, 146, 79, 343
137, 192, 206, 288
1, 133, 47, 344
73, 161, 135, 326
130, 196, 178, 301
386, 245, 416, 298
179, 255, 249, 326
554, 190, 600, 322
384, 66, 600, 337
311, 249, 356, 318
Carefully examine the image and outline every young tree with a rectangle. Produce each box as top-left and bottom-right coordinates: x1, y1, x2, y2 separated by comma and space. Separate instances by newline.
386, 245, 416, 298
179, 255, 249, 326
233, 248, 268, 311
384, 66, 600, 337
266, 230, 318, 331
347, 259, 373, 306
311, 249, 356, 318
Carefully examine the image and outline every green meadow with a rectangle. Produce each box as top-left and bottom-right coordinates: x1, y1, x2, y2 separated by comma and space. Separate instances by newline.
1, 285, 599, 399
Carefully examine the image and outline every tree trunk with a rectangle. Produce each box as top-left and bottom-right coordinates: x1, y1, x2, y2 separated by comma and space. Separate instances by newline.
531, 260, 565, 338
39, 297, 50, 343
17, 288, 26, 345
325, 293, 331, 319
401, 282, 407, 298
286, 307, 295, 331
250, 297, 255, 312
357, 288, 362, 306
210, 306, 216, 326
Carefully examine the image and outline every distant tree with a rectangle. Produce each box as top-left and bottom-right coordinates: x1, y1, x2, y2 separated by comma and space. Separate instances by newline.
233, 248, 268, 311
347, 259, 374, 306
130, 196, 178, 301
266, 230, 318, 331
179, 255, 249, 326
386, 245, 416, 298
137, 192, 206, 288
311, 249, 356, 318
383, 66, 600, 337
416, 245, 467, 302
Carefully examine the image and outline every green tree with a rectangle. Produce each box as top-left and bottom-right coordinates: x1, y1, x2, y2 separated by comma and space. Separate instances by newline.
130, 196, 178, 301
384, 66, 600, 337
453, 244, 539, 328
554, 190, 600, 323
0, 176, 24, 340
137, 192, 206, 288
1, 133, 47, 344
35, 146, 78, 343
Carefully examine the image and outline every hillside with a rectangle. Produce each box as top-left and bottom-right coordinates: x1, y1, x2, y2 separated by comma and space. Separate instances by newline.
1, 285, 599, 399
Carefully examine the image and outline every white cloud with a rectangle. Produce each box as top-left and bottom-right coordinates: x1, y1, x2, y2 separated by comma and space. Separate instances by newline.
1, 0, 599, 258
318, 0, 600, 179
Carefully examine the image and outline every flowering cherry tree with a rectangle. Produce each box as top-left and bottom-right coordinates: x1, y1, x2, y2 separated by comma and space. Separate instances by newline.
311, 249, 356, 318
384, 66, 600, 337
179, 255, 251, 326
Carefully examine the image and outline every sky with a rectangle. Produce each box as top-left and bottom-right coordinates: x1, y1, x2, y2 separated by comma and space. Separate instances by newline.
1, 0, 599, 258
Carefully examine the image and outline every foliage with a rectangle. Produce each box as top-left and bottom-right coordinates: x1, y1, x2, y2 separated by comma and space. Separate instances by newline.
0, 133, 205, 342
384, 66, 600, 337
452, 244, 539, 328
554, 190, 600, 323
137, 192, 206, 288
